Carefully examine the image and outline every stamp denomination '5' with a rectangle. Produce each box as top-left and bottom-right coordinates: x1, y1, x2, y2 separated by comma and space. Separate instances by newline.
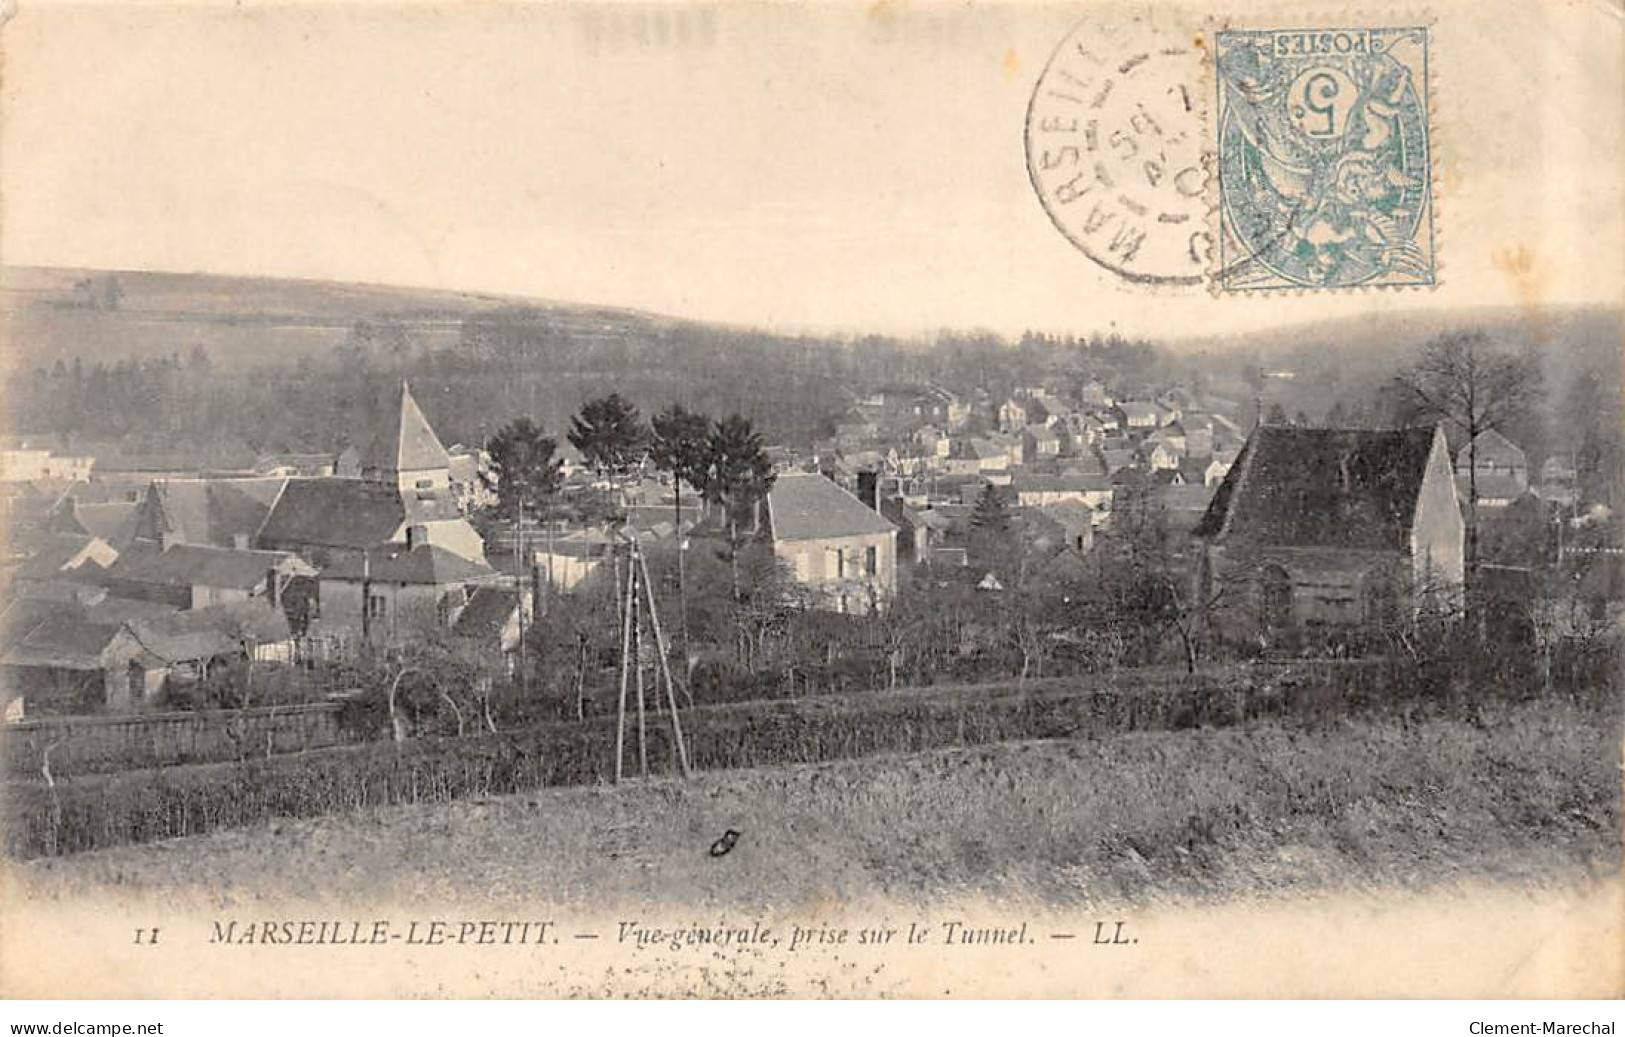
1214, 26, 1435, 291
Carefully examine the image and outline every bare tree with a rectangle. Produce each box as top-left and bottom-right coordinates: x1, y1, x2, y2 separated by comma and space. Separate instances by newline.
1392, 330, 1544, 573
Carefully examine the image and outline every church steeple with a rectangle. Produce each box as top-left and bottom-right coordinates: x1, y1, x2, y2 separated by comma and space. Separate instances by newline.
360, 380, 452, 491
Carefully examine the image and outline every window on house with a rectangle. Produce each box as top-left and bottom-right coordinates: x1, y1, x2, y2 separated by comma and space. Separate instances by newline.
795, 552, 812, 582
865, 545, 877, 577
416, 479, 433, 490
368, 594, 387, 620
1257, 564, 1293, 631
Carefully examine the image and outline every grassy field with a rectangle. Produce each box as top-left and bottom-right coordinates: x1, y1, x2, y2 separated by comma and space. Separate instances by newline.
12, 699, 1617, 910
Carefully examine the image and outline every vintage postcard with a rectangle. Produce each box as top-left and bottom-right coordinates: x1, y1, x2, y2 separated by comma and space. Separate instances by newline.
0, 0, 1620, 1001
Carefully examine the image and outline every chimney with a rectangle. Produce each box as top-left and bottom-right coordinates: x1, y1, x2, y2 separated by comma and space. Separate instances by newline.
266, 569, 279, 608
405, 525, 428, 550
857, 470, 880, 511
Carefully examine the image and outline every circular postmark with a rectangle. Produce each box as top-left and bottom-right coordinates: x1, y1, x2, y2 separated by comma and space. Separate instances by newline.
1025, 10, 1212, 286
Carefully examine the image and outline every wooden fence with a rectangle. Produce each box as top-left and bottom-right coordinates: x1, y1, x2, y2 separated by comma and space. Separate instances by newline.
0, 702, 351, 778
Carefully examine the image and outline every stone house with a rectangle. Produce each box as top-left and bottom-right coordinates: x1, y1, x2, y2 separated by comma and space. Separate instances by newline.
767, 473, 897, 614
0, 610, 160, 715
314, 539, 500, 647
1193, 425, 1465, 634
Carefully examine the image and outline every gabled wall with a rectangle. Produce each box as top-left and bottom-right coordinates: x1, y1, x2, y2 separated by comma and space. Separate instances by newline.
1409, 427, 1467, 600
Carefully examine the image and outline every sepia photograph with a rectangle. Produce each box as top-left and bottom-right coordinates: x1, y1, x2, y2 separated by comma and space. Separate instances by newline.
0, 0, 1620, 1006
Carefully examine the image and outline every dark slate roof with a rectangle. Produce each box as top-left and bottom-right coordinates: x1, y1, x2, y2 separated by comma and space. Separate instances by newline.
767, 473, 896, 541
258, 478, 417, 550
127, 601, 290, 662
134, 478, 284, 548
452, 586, 521, 641
319, 542, 496, 585
1, 614, 128, 670
0, 597, 80, 651
6, 532, 104, 579
1193, 425, 1441, 550
47, 497, 140, 544
361, 381, 452, 476
106, 543, 304, 590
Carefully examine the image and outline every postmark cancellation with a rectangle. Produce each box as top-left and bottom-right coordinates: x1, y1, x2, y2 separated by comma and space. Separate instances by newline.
1026, 16, 1436, 294
1024, 13, 1213, 287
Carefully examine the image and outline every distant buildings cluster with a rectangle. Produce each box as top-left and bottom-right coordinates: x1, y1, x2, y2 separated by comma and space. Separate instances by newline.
0, 383, 518, 718
0, 369, 1616, 720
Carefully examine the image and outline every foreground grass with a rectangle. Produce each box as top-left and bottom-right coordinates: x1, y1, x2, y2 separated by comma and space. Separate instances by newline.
12, 701, 1619, 910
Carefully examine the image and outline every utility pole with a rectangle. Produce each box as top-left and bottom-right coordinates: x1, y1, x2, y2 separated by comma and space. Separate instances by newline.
515, 499, 527, 694
613, 534, 691, 783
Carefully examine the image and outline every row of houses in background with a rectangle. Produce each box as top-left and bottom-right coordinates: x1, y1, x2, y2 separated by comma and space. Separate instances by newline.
0, 383, 525, 718
794, 372, 1619, 634
1, 368, 1616, 717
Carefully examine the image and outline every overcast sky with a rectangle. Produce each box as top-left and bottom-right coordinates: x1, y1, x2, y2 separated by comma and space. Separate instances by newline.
2, 0, 1621, 339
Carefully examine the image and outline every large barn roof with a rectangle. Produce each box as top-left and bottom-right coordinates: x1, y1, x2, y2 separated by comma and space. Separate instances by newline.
257, 478, 409, 549
106, 543, 308, 591
1193, 425, 1442, 551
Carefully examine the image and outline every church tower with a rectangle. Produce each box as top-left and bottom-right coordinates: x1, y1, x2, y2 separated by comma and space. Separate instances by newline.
359, 381, 453, 494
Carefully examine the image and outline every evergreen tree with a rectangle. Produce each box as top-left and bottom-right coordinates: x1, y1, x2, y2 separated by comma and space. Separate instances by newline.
649, 403, 713, 527
970, 483, 1011, 534
483, 418, 564, 519
705, 413, 776, 604
567, 393, 648, 488
706, 413, 775, 532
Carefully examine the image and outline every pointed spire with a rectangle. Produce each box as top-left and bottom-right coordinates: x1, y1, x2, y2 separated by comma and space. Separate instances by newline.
361, 380, 451, 481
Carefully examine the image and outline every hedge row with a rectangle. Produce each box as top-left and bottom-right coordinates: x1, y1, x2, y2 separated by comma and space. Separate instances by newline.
0, 660, 1541, 859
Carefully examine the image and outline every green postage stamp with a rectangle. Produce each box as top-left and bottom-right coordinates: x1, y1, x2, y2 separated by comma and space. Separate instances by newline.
1213, 27, 1435, 292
